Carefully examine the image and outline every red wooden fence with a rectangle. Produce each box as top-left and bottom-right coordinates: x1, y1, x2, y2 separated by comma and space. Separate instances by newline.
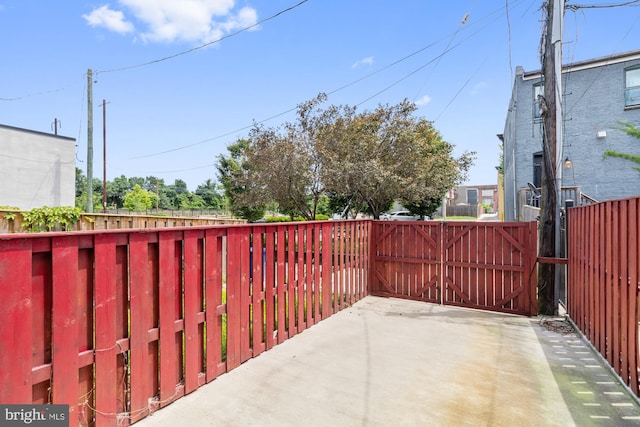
567, 197, 640, 396
371, 221, 538, 316
0, 220, 369, 427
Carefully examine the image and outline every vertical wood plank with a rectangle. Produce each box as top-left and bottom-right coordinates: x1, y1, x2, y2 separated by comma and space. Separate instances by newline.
305, 226, 314, 327
297, 225, 306, 332
630, 199, 640, 394
51, 236, 79, 427
276, 225, 287, 343
226, 227, 242, 370
129, 233, 151, 423
322, 222, 333, 318
619, 200, 629, 381
265, 228, 276, 350
77, 247, 94, 426
486, 225, 496, 309
252, 227, 265, 356
612, 201, 621, 373
528, 221, 538, 315
183, 230, 200, 394
204, 229, 225, 380
158, 231, 179, 405
598, 203, 606, 352
313, 226, 322, 320
287, 225, 297, 337
114, 244, 130, 422
239, 228, 251, 363
0, 239, 32, 403
604, 202, 613, 363
31, 250, 52, 405
94, 234, 118, 427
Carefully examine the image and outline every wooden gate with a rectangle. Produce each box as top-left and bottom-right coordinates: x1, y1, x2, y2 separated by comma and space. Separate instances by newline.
371, 221, 537, 315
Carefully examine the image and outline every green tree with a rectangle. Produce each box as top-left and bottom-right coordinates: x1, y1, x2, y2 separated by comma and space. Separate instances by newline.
107, 175, 134, 208
401, 121, 475, 219
195, 179, 224, 209
247, 94, 327, 220
123, 184, 153, 212
216, 139, 266, 222
316, 99, 475, 219
75, 168, 103, 211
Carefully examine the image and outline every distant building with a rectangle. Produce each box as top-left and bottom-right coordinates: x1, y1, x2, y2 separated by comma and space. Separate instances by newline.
431, 184, 498, 218
501, 50, 640, 221
448, 185, 498, 212
0, 124, 76, 210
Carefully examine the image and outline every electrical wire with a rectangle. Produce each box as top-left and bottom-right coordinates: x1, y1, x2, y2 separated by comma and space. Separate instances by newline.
566, 0, 640, 10
434, 58, 488, 123
96, 1, 309, 75
356, 0, 524, 108
113, 163, 216, 174
566, 12, 640, 114
411, 0, 477, 104
127, 0, 529, 162
506, 0, 514, 84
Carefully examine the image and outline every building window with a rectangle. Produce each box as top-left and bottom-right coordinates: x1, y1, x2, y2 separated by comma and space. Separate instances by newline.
533, 152, 542, 188
533, 83, 544, 119
467, 189, 478, 205
626, 67, 640, 108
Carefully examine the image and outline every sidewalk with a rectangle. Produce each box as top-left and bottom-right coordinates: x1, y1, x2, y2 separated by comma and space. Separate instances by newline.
135, 296, 640, 427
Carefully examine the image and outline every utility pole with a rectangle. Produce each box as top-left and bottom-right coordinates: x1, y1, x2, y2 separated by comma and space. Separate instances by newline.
539, 0, 564, 315
52, 118, 60, 135
87, 69, 94, 213
100, 99, 110, 213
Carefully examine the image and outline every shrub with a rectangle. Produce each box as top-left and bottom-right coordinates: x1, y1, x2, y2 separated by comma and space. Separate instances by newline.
21, 206, 82, 232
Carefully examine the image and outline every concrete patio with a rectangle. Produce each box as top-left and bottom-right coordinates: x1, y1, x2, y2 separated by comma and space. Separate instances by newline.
135, 296, 640, 427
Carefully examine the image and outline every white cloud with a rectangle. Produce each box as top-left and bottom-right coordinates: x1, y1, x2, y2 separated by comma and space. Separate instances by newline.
84, 0, 258, 44
415, 95, 431, 106
352, 56, 374, 69
83, 5, 134, 34
471, 82, 488, 96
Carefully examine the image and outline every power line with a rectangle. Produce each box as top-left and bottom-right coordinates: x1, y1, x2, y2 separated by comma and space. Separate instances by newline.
0, 87, 66, 102
506, 0, 514, 84
97, 1, 309, 75
566, 12, 640, 114
434, 58, 488, 123
357, 1, 524, 108
113, 163, 216, 175
128, 0, 528, 161
566, 0, 640, 10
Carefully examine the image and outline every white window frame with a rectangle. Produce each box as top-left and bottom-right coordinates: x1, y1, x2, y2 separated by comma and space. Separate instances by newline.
625, 66, 640, 108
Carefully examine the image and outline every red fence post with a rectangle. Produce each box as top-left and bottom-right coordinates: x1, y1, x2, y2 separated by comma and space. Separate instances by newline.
183, 230, 201, 394
94, 234, 118, 426
226, 227, 242, 370
204, 228, 225, 380
158, 231, 181, 406
51, 236, 80, 426
0, 239, 33, 403
129, 232, 155, 423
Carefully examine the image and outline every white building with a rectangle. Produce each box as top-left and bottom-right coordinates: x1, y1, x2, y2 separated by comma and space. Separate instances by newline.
0, 124, 76, 210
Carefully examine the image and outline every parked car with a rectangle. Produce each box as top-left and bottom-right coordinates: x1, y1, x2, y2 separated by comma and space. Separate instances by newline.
387, 211, 421, 221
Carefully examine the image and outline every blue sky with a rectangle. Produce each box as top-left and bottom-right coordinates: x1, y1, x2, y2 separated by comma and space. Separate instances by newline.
1, 1, 639, 191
